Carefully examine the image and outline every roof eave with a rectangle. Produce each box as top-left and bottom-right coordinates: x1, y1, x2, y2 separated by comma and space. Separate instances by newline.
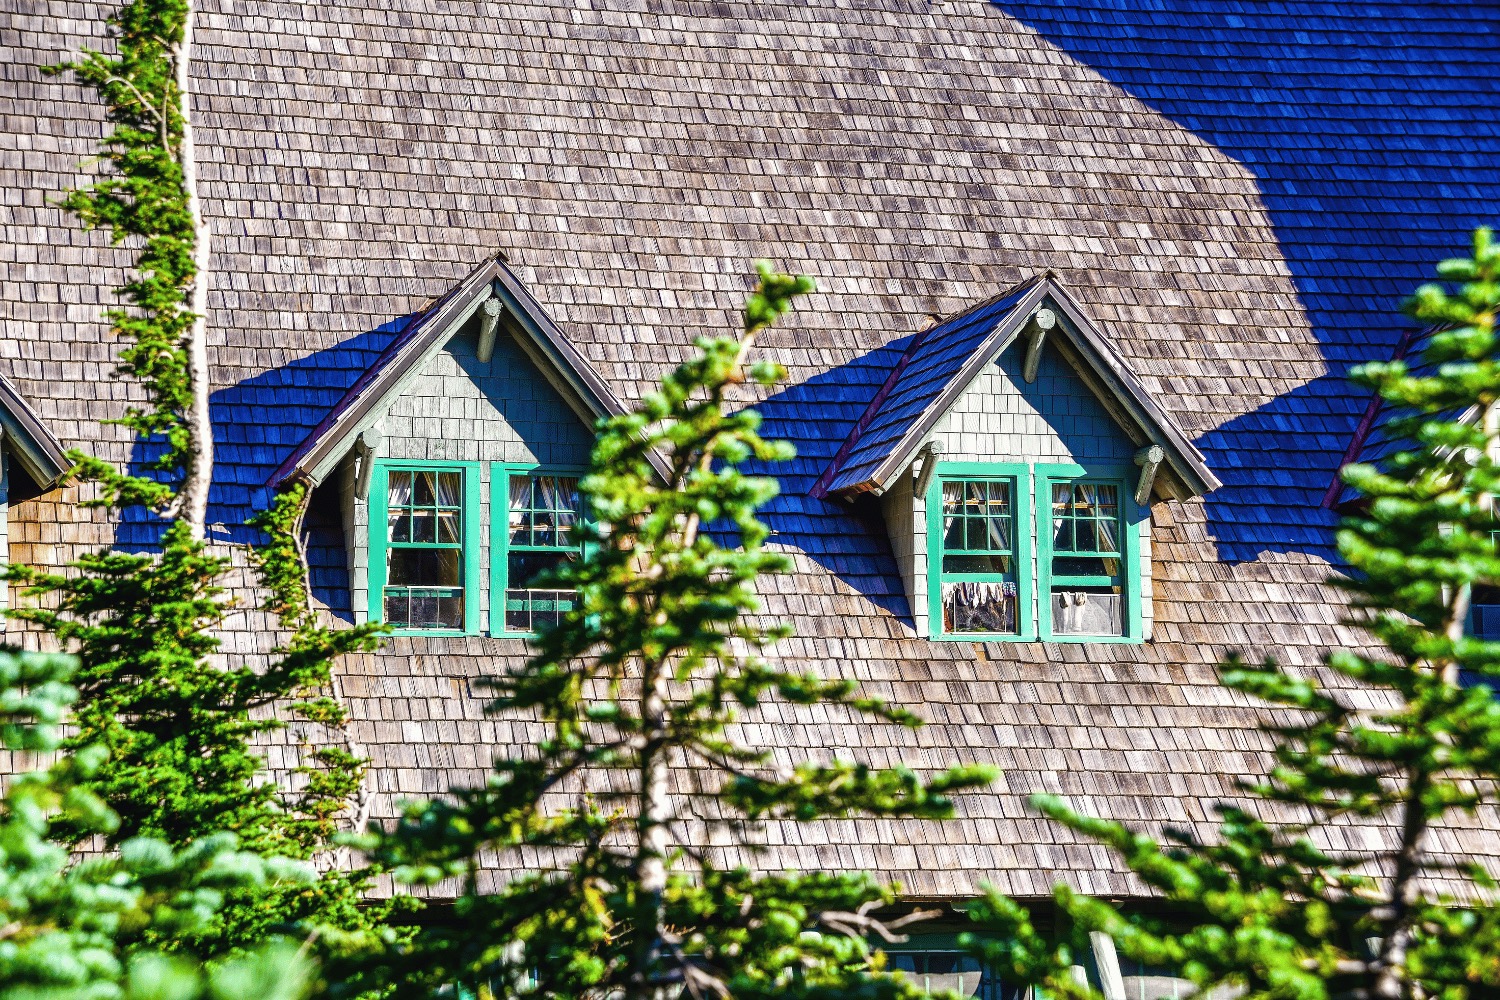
0, 372, 70, 488
821, 276, 1220, 503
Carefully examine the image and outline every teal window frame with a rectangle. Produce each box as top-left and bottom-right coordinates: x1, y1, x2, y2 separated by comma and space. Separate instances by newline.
925, 462, 1035, 641
367, 459, 482, 636
489, 462, 589, 638
1036, 462, 1142, 643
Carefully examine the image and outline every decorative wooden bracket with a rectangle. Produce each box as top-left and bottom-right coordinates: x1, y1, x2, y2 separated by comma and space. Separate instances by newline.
354, 424, 384, 500
913, 439, 945, 498
1134, 443, 1165, 506
1022, 307, 1056, 384
476, 295, 503, 363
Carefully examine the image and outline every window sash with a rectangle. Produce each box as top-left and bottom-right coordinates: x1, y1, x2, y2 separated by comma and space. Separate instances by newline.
369, 462, 481, 635
492, 465, 587, 636
927, 467, 1033, 640
1038, 468, 1134, 641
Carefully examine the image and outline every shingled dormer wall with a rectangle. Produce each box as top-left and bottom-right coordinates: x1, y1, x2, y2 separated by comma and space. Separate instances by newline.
883, 339, 1153, 639
341, 320, 595, 624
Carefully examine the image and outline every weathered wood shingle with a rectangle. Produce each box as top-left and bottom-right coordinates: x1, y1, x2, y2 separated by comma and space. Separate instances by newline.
2, 0, 1499, 898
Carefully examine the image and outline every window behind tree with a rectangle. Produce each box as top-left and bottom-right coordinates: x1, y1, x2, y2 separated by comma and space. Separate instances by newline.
502, 472, 583, 633
383, 468, 466, 629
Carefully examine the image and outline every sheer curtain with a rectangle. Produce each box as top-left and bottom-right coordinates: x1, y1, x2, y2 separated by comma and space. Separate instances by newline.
387, 470, 413, 508
436, 471, 461, 507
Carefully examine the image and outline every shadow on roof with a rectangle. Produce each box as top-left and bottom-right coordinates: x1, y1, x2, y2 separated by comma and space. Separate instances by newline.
113, 320, 412, 553
994, 0, 1500, 563
743, 338, 920, 623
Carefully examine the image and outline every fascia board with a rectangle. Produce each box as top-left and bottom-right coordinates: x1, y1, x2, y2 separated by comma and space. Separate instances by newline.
1043, 284, 1221, 497
859, 279, 1052, 495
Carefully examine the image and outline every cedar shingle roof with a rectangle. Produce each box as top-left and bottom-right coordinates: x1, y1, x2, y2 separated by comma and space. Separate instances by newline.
813, 272, 1217, 499
4, 0, 1500, 898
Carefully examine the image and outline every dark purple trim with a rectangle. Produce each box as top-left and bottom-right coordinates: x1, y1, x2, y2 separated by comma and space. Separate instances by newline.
1321, 326, 1417, 510
808, 323, 935, 499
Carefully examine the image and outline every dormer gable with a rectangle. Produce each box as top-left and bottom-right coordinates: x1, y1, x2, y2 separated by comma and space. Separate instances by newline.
273, 255, 666, 637
814, 274, 1219, 642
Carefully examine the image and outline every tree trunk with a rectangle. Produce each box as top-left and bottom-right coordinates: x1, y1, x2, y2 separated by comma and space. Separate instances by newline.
629, 651, 672, 1000
175, 0, 214, 541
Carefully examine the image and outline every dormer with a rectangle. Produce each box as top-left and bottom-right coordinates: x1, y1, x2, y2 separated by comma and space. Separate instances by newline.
812, 274, 1218, 643
0, 373, 70, 607
273, 255, 668, 637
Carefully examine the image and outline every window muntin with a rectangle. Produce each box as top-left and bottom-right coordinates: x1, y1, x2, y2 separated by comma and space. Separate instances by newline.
938, 478, 1021, 635
382, 468, 467, 630
501, 471, 584, 634
1047, 480, 1124, 637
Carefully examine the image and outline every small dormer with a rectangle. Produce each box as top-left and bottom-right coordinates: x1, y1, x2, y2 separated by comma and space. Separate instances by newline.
812, 274, 1218, 643
273, 255, 669, 637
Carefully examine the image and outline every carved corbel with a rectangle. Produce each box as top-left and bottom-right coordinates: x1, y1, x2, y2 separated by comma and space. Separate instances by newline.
1023, 306, 1056, 384
354, 425, 384, 500
476, 296, 504, 363
1134, 443, 1165, 506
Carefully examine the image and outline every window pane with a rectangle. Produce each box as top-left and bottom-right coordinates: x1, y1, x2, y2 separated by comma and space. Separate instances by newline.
437, 509, 461, 544
508, 550, 572, 590
436, 471, 462, 507
414, 470, 436, 506
943, 554, 1012, 574
510, 474, 583, 548
1054, 555, 1120, 577
385, 588, 464, 629
387, 510, 411, 543
411, 508, 436, 543
389, 548, 461, 587
1052, 586, 1123, 636
942, 580, 1018, 635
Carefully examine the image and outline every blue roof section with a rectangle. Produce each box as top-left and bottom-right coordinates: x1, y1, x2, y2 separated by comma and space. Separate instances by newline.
997, 0, 1500, 559
816, 278, 1042, 496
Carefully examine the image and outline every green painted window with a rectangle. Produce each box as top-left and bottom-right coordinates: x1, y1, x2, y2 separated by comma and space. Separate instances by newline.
369, 462, 481, 634
1047, 481, 1124, 636
927, 466, 1032, 639
1037, 465, 1139, 641
493, 467, 585, 634
928, 462, 1141, 642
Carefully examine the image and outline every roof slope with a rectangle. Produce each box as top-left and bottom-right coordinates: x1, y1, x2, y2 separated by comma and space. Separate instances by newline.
3, 0, 1500, 897
814, 273, 1218, 499
272, 255, 669, 487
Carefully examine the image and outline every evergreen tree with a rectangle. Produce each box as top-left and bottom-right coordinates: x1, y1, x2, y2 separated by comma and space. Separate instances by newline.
965, 229, 1500, 1000
0, 647, 317, 1000
359, 264, 996, 1000
21, 0, 398, 968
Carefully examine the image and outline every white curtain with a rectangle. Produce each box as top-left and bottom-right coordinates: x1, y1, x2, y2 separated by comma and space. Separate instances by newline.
436, 470, 462, 507
387, 470, 413, 508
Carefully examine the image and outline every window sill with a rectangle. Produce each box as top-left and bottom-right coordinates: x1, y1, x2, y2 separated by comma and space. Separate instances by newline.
930, 632, 1143, 644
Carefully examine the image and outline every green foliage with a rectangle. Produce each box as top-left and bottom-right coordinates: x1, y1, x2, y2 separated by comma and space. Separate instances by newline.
966, 229, 1500, 1000
46, 0, 198, 509
0, 647, 316, 1000
358, 262, 996, 1000
31, 0, 398, 976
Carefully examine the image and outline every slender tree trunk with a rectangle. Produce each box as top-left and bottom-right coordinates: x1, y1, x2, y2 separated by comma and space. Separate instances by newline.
630, 651, 672, 1000
1371, 767, 1428, 1000
175, 1, 214, 541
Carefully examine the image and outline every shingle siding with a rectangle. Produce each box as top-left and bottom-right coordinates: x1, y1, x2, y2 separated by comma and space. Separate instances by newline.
3, 0, 1498, 898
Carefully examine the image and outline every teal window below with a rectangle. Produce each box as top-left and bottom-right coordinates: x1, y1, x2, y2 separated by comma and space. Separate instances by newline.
494, 467, 585, 635
369, 462, 481, 635
885, 950, 1022, 1000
